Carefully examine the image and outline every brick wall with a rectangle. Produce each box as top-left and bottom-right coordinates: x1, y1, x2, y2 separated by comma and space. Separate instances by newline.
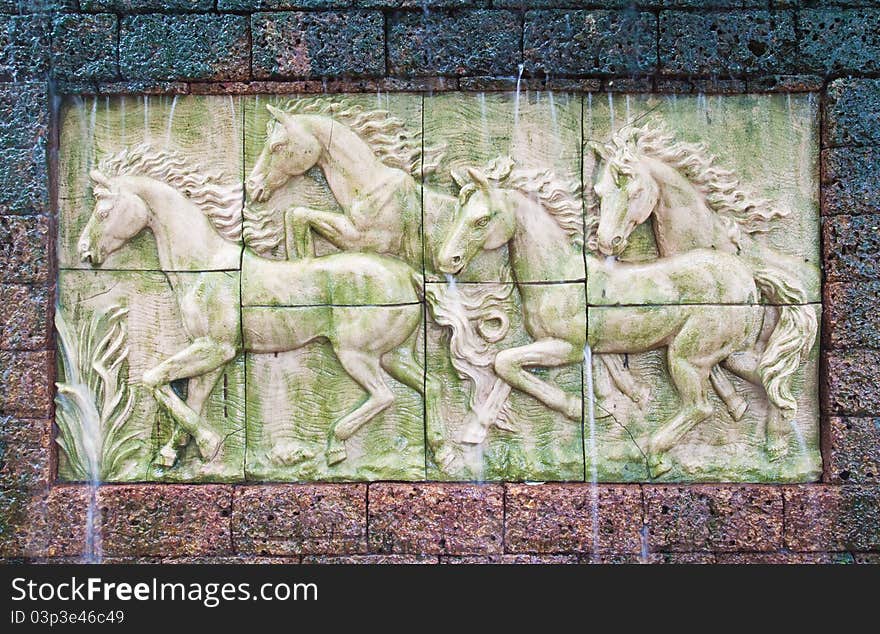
1, 0, 879, 564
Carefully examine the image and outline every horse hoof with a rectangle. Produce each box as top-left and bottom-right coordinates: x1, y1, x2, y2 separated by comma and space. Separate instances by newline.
433, 445, 457, 472
459, 421, 488, 445
174, 432, 191, 448
766, 441, 789, 463
195, 432, 222, 462
648, 455, 672, 478
326, 445, 347, 466
153, 446, 178, 468
731, 399, 749, 422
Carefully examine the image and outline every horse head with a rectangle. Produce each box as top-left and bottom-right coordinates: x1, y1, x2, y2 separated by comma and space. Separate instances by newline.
588, 133, 659, 257
246, 104, 323, 203
78, 169, 150, 266
437, 164, 516, 276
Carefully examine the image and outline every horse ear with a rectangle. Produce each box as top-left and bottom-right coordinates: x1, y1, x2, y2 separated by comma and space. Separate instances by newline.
266, 104, 292, 125
89, 169, 112, 189
587, 140, 608, 162
450, 167, 469, 189
466, 167, 491, 191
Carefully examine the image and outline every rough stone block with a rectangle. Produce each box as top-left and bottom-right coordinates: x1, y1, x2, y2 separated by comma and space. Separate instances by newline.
98, 485, 233, 557
0, 350, 52, 417
252, 11, 384, 79
51, 14, 118, 82
715, 551, 853, 564
0, 215, 49, 284
824, 282, 880, 349
368, 484, 503, 555
800, 9, 880, 75
389, 9, 519, 76
505, 484, 643, 554
825, 350, 880, 416
0, 284, 49, 350
233, 485, 367, 556
0, 147, 47, 215
822, 147, 880, 217
0, 16, 48, 79
220, 0, 353, 8
301, 554, 437, 564
441, 554, 580, 564
822, 214, 880, 282
824, 79, 880, 148
0, 83, 47, 150
826, 417, 880, 484
644, 485, 783, 552
0, 486, 87, 559
82, 0, 214, 9
120, 15, 250, 81
659, 10, 796, 75
784, 485, 880, 551
0, 421, 51, 490
523, 10, 656, 76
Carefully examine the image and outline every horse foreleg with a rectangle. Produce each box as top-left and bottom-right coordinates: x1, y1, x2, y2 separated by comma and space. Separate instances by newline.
326, 348, 395, 466
142, 338, 236, 462
460, 378, 513, 445
710, 366, 749, 421
493, 338, 583, 419
287, 206, 364, 259
601, 354, 651, 406
155, 368, 224, 467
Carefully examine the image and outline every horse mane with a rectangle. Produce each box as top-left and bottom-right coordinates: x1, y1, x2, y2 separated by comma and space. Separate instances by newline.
280, 97, 446, 176
605, 121, 788, 234
98, 144, 242, 242
458, 156, 584, 247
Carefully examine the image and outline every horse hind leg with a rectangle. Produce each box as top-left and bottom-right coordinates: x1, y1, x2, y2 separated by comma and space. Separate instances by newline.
710, 366, 748, 421
154, 368, 224, 468
326, 348, 396, 466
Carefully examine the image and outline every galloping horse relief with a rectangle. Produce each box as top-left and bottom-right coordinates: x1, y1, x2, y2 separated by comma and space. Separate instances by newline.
57, 93, 821, 483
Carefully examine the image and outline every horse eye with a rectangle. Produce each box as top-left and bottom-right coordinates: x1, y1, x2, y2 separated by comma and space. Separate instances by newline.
98, 208, 109, 220
270, 141, 286, 152
475, 216, 491, 228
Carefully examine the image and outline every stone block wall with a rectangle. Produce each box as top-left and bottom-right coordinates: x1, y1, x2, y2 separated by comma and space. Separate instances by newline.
1, 0, 879, 563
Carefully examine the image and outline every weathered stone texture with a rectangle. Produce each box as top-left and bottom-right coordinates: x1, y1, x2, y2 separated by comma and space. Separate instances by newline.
120, 15, 250, 81
715, 551, 854, 564
0, 215, 49, 284
0, 486, 87, 558
0, 351, 53, 417
644, 486, 783, 552
824, 282, 880, 349
824, 79, 880, 148
0, 16, 48, 79
799, 9, 880, 75
368, 484, 504, 555
822, 214, 880, 283
0, 417, 52, 490
784, 486, 880, 551
0, 147, 47, 215
440, 554, 580, 564
221, 0, 354, 8
505, 484, 643, 554
0, 284, 50, 350
659, 10, 797, 75
825, 350, 880, 416
0, 83, 47, 150
822, 147, 880, 217
523, 10, 656, 76
51, 14, 118, 82
388, 10, 519, 76
252, 11, 384, 79
98, 485, 233, 557
301, 554, 437, 564
233, 485, 366, 555
826, 417, 880, 484
82, 0, 215, 10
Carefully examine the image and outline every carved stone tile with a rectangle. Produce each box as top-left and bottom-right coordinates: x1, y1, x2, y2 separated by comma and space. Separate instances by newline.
425, 281, 585, 481
423, 91, 584, 283
243, 305, 426, 482
56, 270, 245, 483
58, 95, 244, 272
242, 94, 425, 273
586, 304, 821, 482
584, 93, 820, 304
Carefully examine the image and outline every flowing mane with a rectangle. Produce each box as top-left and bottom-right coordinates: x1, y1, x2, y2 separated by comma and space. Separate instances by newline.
604, 121, 788, 234
458, 156, 584, 247
98, 144, 242, 242
279, 97, 446, 176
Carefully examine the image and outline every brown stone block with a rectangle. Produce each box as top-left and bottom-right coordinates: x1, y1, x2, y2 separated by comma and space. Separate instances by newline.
233, 484, 366, 556
301, 555, 437, 564
853, 552, 880, 563
715, 551, 854, 564
98, 485, 233, 557
0, 284, 50, 350
826, 417, 880, 484
824, 350, 880, 416
644, 485, 783, 552
0, 419, 52, 489
0, 485, 88, 559
580, 552, 716, 564
0, 350, 53, 417
504, 484, 643, 555
368, 483, 503, 555
784, 485, 880, 551
441, 554, 579, 564
0, 215, 49, 284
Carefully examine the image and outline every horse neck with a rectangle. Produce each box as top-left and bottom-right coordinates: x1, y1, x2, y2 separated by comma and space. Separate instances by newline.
508, 190, 581, 282
642, 156, 737, 256
306, 116, 406, 210
125, 176, 240, 271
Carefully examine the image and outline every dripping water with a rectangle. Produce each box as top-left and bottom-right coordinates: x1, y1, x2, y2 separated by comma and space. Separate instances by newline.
583, 344, 601, 561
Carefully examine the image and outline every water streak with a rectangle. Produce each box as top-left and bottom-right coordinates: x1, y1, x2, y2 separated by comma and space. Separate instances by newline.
583, 344, 601, 561
165, 94, 179, 147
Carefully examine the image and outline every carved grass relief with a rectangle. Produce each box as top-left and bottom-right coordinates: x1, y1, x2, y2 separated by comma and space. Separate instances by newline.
56, 92, 822, 483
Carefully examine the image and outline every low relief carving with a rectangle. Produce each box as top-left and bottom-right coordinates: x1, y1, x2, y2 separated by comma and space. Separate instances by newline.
59, 93, 822, 482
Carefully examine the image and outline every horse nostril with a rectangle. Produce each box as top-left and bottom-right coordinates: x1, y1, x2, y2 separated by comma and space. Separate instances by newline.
451, 255, 462, 264
612, 236, 623, 246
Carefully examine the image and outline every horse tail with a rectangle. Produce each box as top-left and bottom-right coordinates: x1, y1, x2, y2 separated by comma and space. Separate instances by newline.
751, 266, 818, 413
410, 268, 425, 301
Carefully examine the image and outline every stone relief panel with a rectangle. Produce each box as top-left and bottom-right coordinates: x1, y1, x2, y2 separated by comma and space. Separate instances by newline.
56, 92, 822, 484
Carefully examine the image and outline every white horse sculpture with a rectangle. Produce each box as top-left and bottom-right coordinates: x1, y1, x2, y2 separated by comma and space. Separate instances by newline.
435, 159, 816, 475
78, 145, 446, 469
